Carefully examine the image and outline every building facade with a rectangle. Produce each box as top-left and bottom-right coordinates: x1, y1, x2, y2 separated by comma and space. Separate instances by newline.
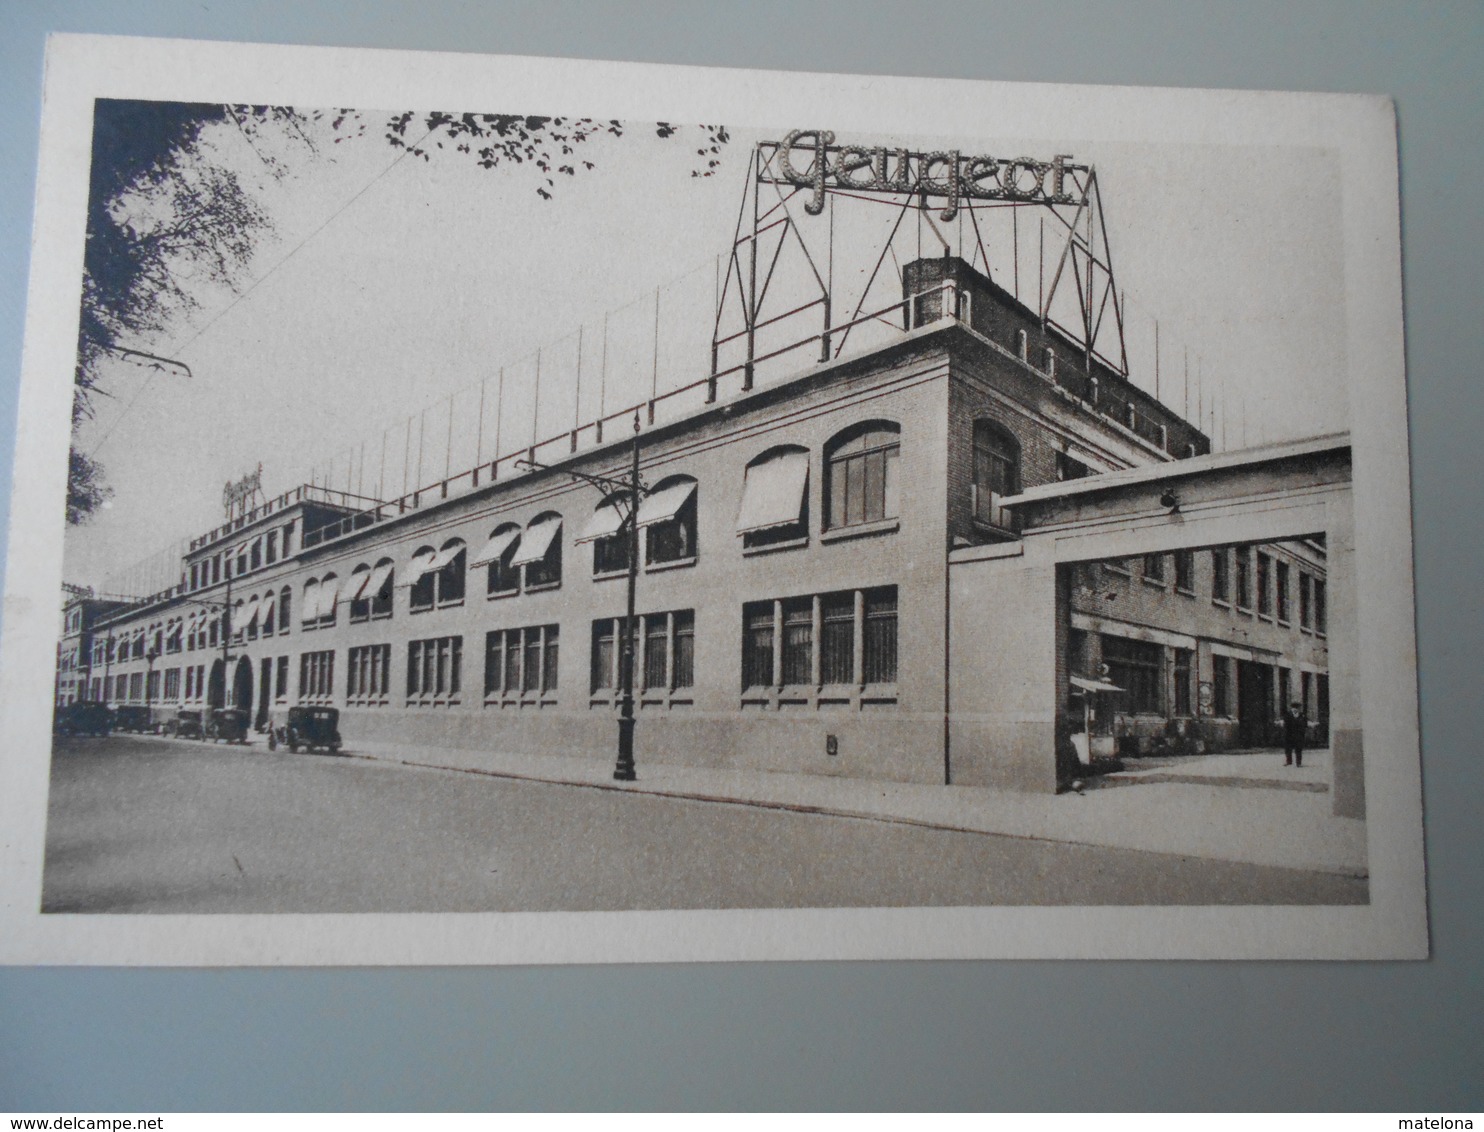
61, 257, 1334, 792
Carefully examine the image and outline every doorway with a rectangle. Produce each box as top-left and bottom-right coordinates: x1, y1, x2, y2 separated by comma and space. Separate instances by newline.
1237, 659, 1274, 748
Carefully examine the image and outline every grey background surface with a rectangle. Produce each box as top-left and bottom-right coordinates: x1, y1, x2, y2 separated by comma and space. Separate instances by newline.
1, 0, 1479, 1112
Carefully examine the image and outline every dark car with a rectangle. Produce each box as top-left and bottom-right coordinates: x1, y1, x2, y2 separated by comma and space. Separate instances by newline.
53, 702, 112, 737
268, 706, 342, 754
173, 709, 204, 740
206, 707, 250, 744
113, 704, 153, 733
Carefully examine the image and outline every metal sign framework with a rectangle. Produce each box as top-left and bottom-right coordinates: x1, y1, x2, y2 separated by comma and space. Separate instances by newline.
710, 135, 1131, 397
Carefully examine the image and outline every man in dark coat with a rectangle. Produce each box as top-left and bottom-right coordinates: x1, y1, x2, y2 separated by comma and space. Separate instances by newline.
1283, 701, 1307, 767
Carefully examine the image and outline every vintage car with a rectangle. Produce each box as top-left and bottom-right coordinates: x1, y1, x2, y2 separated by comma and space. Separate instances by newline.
52, 702, 112, 737
267, 706, 342, 754
205, 707, 250, 744
171, 709, 205, 740
112, 704, 154, 733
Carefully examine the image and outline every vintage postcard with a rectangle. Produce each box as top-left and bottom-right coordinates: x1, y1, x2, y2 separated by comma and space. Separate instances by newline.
0, 34, 1425, 962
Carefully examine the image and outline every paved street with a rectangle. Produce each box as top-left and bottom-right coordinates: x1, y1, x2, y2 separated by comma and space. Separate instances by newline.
42, 734, 1367, 912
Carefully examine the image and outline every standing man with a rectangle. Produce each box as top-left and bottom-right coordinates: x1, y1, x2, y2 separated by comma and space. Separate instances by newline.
1283, 700, 1307, 767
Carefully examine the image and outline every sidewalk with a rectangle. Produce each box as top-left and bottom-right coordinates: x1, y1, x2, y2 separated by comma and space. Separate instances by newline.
340, 737, 1368, 878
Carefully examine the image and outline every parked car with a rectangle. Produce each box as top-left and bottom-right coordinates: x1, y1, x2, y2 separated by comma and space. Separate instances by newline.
173, 709, 205, 740
206, 707, 250, 744
53, 702, 112, 737
112, 704, 153, 733
267, 706, 342, 754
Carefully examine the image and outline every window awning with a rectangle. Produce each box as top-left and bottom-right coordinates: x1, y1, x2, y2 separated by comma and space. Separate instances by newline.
636, 480, 697, 530
575, 499, 628, 545
258, 590, 276, 623
366, 561, 394, 599
736, 451, 809, 534
1071, 675, 1124, 694
318, 576, 341, 612
300, 584, 321, 623
407, 548, 439, 581
510, 517, 562, 566
431, 542, 466, 570
469, 527, 521, 569
341, 570, 372, 604
241, 596, 262, 632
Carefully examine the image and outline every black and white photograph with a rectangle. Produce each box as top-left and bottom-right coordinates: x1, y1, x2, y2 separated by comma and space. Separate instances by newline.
0, 35, 1425, 962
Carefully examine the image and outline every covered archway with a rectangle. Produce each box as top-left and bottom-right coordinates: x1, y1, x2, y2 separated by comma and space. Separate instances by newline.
232, 656, 253, 713
948, 434, 1362, 818
207, 659, 225, 710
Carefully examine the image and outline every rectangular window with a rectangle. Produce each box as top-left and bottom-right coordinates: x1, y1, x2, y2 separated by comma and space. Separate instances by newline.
1234, 548, 1252, 609
347, 644, 391, 703
590, 620, 616, 692
1276, 560, 1291, 621
1102, 635, 1162, 715
145, 671, 161, 703
593, 532, 631, 576
1142, 554, 1166, 583
1212, 549, 1230, 603
1314, 579, 1327, 634
1301, 671, 1313, 719
588, 612, 692, 698
672, 611, 694, 689
407, 637, 462, 704
643, 614, 668, 691
863, 587, 898, 684
129, 672, 143, 702
1174, 549, 1195, 594
163, 668, 180, 701
742, 602, 775, 689
185, 667, 196, 700
819, 592, 854, 685
1173, 648, 1193, 716
744, 587, 897, 693
1212, 654, 1232, 717
1256, 552, 1272, 615
781, 597, 813, 686
298, 650, 335, 702
1300, 572, 1313, 628
275, 655, 289, 701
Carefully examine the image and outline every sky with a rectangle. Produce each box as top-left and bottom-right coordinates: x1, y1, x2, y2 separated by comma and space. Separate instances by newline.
64, 104, 1348, 596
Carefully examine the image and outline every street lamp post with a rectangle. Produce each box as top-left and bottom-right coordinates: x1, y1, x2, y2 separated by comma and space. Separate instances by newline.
145, 644, 159, 716
613, 416, 642, 782
520, 410, 648, 781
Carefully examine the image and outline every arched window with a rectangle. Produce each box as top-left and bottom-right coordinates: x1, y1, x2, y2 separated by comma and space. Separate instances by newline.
278, 585, 292, 635
318, 572, 339, 628
737, 446, 810, 550
369, 558, 394, 618
474, 523, 523, 597
346, 563, 373, 622
436, 538, 466, 605
639, 477, 698, 567
230, 601, 244, 643
971, 419, 1021, 531
409, 546, 438, 611
825, 421, 900, 529
301, 578, 320, 628
513, 512, 563, 588
581, 494, 633, 576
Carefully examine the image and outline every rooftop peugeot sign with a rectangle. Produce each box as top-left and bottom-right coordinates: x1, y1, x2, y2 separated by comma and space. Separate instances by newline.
764, 129, 1088, 221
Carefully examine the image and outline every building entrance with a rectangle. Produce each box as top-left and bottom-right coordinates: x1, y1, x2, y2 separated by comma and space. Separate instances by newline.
207, 659, 225, 710
232, 656, 252, 713
1238, 659, 1275, 748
